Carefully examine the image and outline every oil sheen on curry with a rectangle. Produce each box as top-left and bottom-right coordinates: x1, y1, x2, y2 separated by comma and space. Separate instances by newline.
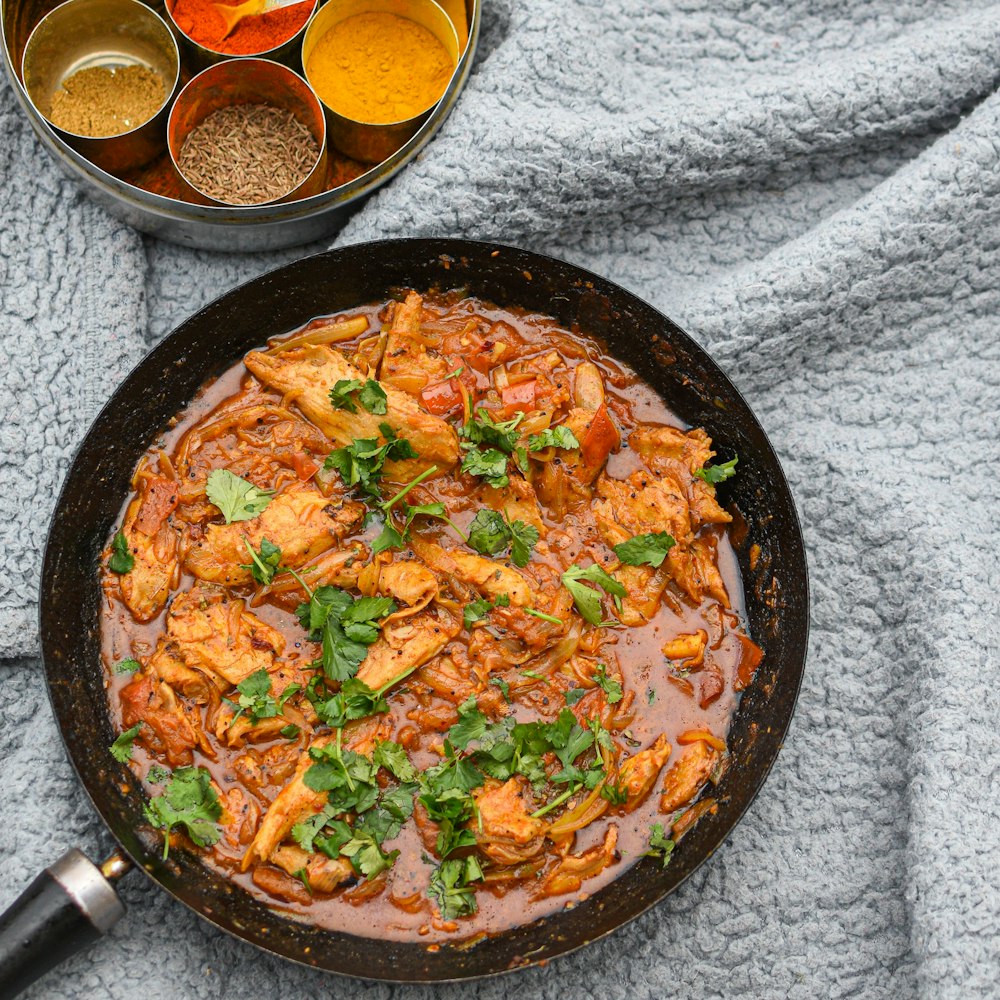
100, 290, 762, 943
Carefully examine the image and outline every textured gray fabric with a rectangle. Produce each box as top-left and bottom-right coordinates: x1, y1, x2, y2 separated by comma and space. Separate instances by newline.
2, 0, 999, 997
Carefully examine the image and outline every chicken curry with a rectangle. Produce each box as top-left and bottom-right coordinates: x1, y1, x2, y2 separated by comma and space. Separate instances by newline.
100, 290, 762, 942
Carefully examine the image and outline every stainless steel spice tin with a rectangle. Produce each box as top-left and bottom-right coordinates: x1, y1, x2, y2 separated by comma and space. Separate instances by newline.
1, 0, 479, 250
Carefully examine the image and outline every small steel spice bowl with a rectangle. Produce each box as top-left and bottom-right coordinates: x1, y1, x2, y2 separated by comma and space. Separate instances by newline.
167, 57, 328, 207
164, 0, 318, 73
20, 0, 179, 173
302, 0, 459, 164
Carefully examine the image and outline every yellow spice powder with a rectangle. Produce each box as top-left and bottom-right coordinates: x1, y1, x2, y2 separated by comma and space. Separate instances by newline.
307, 12, 454, 124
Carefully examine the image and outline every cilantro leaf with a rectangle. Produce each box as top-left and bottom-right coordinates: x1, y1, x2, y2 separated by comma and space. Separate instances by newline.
460, 409, 524, 453
328, 378, 364, 412
109, 722, 142, 763
593, 663, 623, 704
447, 696, 489, 750
114, 657, 141, 674
460, 447, 510, 488
373, 739, 416, 782
428, 856, 484, 920
466, 509, 538, 567
528, 425, 580, 452
280, 723, 301, 739
694, 455, 738, 484
241, 536, 283, 584
613, 531, 676, 568
143, 767, 222, 859
229, 668, 279, 725
490, 677, 511, 702
147, 764, 171, 784
307, 677, 388, 728
645, 822, 676, 868
561, 563, 626, 625
109, 531, 134, 574
563, 687, 587, 706
339, 829, 399, 879
324, 424, 418, 499
205, 469, 274, 524
463, 592, 510, 630
329, 378, 388, 415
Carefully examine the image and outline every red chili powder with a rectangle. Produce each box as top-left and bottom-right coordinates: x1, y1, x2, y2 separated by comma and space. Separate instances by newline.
168, 0, 312, 55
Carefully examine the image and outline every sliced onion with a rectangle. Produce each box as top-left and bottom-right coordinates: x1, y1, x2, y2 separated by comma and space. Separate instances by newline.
266, 315, 369, 353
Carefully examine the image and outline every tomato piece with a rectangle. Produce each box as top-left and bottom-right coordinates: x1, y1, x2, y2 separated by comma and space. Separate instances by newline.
580, 404, 620, 468
292, 453, 319, 481
134, 476, 179, 536
500, 380, 537, 416
421, 378, 462, 416
734, 634, 764, 691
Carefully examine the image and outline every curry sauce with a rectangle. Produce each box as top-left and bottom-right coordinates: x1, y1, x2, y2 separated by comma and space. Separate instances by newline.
99, 291, 761, 943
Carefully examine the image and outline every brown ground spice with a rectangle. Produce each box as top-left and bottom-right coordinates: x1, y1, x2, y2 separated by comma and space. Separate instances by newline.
49, 64, 166, 137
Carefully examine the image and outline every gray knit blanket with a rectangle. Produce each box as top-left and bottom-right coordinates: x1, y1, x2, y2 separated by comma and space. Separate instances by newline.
2, 1, 999, 997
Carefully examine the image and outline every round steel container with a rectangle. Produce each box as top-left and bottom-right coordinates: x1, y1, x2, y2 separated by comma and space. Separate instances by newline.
1, 0, 479, 250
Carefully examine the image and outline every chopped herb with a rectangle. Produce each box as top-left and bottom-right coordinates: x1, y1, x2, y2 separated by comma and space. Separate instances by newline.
563, 687, 587, 706
280, 723, 301, 740
521, 669, 543, 680
645, 822, 676, 868
205, 469, 274, 524
143, 766, 222, 859
307, 676, 388, 729
147, 764, 170, 784
373, 739, 417, 782
524, 607, 562, 625
418, 746, 484, 858
466, 509, 538, 567
369, 467, 467, 554
241, 536, 283, 585
228, 668, 280, 726
593, 663, 623, 704
613, 532, 676, 569
324, 423, 418, 500
444, 366, 464, 379
291, 866, 313, 895
460, 408, 524, 453
490, 677, 511, 702
428, 856, 484, 920
113, 657, 142, 674
561, 563, 626, 625
528, 425, 580, 452
109, 722, 142, 763
601, 782, 629, 806
694, 455, 738, 484
462, 592, 510, 630
109, 531, 134, 574
460, 446, 510, 488
647, 688, 657, 705
328, 378, 388, 415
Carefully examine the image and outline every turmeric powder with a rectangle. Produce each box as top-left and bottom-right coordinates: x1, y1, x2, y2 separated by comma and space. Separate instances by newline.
306, 12, 454, 124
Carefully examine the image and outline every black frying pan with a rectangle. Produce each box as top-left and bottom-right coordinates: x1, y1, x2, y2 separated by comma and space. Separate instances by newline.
0, 239, 809, 997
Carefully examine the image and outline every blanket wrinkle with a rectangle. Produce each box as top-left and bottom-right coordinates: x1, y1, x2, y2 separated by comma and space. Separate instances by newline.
2, 0, 999, 997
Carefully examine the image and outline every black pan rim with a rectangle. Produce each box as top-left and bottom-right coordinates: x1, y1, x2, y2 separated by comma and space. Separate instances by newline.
39, 236, 809, 983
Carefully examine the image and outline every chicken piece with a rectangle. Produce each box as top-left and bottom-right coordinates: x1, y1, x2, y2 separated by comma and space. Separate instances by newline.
659, 741, 720, 815
185, 484, 364, 587
473, 778, 548, 866
241, 735, 334, 869
271, 845, 354, 893
616, 734, 671, 812
166, 588, 284, 686
480, 478, 545, 534
379, 291, 449, 393
541, 825, 618, 896
630, 425, 732, 529
119, 671, 203, 767
355, 606, 461, 693
244, 345, 458, 481
689, 534, 730, 606
147, 641, 222, 701
232, 742, 302, 798
661, 630, 708, 667
408, 536, 534, 606
118, 475, 179, 622
357, 556, 439, 622
264, 543, 366, 610
594, 471, 709, 617
218, 786, 261, 850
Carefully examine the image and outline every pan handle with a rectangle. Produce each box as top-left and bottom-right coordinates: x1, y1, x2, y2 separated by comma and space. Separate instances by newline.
0, 849, 130, 1000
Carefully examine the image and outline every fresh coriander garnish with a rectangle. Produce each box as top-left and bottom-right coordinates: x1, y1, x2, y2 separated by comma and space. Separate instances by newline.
329, 378, 388, 415
109, 531, 134, 574
205, 469, 274, 524
460, 447, 511, 488
324, 423, 418, 500
113, 657, 142, 674
428, 856, 484, 920
645, 822, 676, 868
593, 663, 623, 704
694, 455, 738, 484
561, 563, 626, 625
109, 722, 142, 763
563, 687, 587, 706
373, 739, 417, 782
463, 592, 511, 629
241, 536, 283, 585
280, 723, 301, 740
613, 531, 676, 568
147, 764, 171, 784
490, 676, 511, 702
143, 766, 222, 859
226, 668, 298, 727
527, 425, 580, 452
647, 687, 657, 705
458, 409, 526, 488
466, 509, 539, 567
524, 607, 562, 625
369, 466, 468, 555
